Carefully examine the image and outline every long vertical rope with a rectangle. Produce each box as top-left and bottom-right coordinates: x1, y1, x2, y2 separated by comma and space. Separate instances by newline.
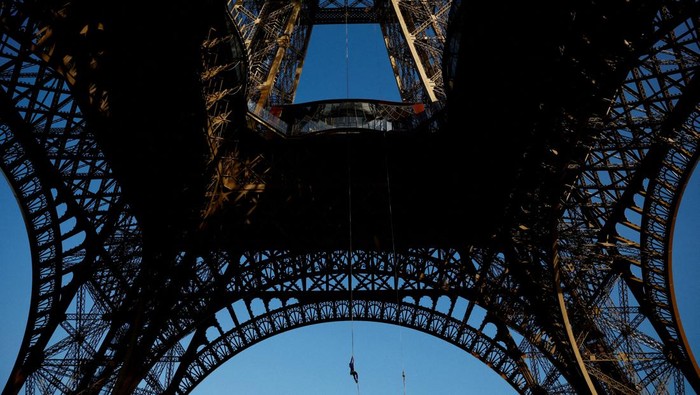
384, 133, 406, 395
345, 1, 350, 99
345, 2, 359, 394
348, 137, 359, 394
348, 138, 358, 394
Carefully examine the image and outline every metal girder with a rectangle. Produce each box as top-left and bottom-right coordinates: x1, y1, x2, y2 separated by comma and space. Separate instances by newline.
111, 248, 570, 394
200, 13, 250, 219
379, 0, 450, 103
1, 1, 700, 394
230, 0, 311, 108
386, 0, 440, 102
167, 299, 538, 394
115, 248, 586, 394
230, 0, 450, 106
555, 5, 700, 393
0, 12, 143, 393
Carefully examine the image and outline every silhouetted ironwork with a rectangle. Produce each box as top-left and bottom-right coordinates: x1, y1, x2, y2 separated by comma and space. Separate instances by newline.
0, 0, 699, 394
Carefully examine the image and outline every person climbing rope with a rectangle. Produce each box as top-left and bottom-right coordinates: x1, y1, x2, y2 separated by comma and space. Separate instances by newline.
349, 356, 359, 383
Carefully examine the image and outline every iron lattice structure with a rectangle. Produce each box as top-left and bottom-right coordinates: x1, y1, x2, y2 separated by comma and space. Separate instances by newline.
233, 0, 449, 108
0, 0, 699, 394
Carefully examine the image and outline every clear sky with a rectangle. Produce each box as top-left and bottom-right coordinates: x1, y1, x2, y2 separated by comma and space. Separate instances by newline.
0, 23, 698, 395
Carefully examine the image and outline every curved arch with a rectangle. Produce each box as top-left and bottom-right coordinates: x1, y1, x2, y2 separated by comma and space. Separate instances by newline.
641, 109, 700, 385
169, 299, 539, 395
0, 91, 63, 391
0, 11, 143, 393
2, 1, 699, 394
130, 249, 576, 394
226, 248, 570, 381
556, 4, 700, 392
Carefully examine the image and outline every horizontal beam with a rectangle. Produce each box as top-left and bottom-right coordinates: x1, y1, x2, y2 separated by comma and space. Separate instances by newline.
312, 7, 379, 24
240, 288, 460, 303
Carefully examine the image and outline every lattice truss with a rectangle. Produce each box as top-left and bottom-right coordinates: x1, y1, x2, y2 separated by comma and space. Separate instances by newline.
0, 1, 700, 395
229, 0, 450, 108
0, 5, 143, 394
199, 12, 263, 217
556, 10, 700, 393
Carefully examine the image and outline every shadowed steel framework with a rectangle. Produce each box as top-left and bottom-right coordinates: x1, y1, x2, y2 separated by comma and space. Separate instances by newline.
0, 0, 699, 393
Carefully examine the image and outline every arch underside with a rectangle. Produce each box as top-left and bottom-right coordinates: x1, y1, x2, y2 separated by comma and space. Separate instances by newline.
172, 300, 539, 394
152, 249, 573, 394
555, 5, 700, 393
0, 8, 144, 394
0, 0, 699, 394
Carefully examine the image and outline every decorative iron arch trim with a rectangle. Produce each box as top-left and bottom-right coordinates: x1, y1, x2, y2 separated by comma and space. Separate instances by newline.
555, 4, 700, 392
220, 248, 574, 381
168, 299, 542, 395
129, 249, 574, 393
641, 106, 700, 388
0, 94, 63, 392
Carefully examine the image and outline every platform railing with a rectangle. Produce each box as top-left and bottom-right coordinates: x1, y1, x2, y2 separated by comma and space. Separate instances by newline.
247, 99, 444, 136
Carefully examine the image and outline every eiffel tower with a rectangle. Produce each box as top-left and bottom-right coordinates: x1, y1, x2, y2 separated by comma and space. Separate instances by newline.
1, 0, 699, 393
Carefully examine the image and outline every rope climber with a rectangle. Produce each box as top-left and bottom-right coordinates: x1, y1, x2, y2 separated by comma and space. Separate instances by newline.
349, 356, 359, 383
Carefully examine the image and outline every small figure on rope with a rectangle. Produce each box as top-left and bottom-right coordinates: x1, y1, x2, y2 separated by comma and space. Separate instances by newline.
349, 356, 359, 383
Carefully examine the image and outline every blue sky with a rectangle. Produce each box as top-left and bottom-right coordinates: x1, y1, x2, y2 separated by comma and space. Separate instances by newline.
1, 23, 699, 394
